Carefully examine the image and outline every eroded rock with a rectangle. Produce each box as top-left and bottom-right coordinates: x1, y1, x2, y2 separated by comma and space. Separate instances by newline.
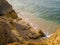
0, 0, 12, 15
0, 20, 18, 45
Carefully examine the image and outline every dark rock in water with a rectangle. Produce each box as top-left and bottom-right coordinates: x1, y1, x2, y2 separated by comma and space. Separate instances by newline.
0, 0, 12, 15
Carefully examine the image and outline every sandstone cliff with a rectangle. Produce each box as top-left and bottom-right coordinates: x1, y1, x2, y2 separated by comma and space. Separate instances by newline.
0, 0, 45, 45
1, 0, 60, 45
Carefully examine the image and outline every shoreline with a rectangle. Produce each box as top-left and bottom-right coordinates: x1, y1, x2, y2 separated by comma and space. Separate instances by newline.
15, 9, 60, 37
6, 0, 60, 37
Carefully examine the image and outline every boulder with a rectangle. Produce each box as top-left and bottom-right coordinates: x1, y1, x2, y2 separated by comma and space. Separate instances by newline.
0, 18, 17, 45
0, 0, 12, 15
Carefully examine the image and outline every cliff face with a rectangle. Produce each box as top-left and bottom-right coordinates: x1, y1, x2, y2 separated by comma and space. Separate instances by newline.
0, 0, 60, 45
7, 28, 60, 45
0, 0, 18, 45
0, 0, 46, 45
0, 0, 12, 15
0, 19, 17, 45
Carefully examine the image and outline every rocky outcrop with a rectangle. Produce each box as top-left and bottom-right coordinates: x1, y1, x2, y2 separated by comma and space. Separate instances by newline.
0, 0, 46, 45
0, 0, 18, 45
7, 28, 60, 45
0, 0, 18, 19
13, 19, 46, 41
0, 17, 18, 45
0, 0, 12, 15
4, 10, 18, 19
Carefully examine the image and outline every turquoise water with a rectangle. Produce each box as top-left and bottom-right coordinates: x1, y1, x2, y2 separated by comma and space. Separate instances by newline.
20, 0, 60, 23
8, 0, 60, 24
7, 0, 60, 37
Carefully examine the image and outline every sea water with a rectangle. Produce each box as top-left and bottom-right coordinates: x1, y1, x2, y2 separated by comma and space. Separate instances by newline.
7, 0, 60, 37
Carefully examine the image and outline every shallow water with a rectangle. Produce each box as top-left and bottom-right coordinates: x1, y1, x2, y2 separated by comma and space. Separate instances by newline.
7, 0, 60, 24
7, 0, 60, 37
